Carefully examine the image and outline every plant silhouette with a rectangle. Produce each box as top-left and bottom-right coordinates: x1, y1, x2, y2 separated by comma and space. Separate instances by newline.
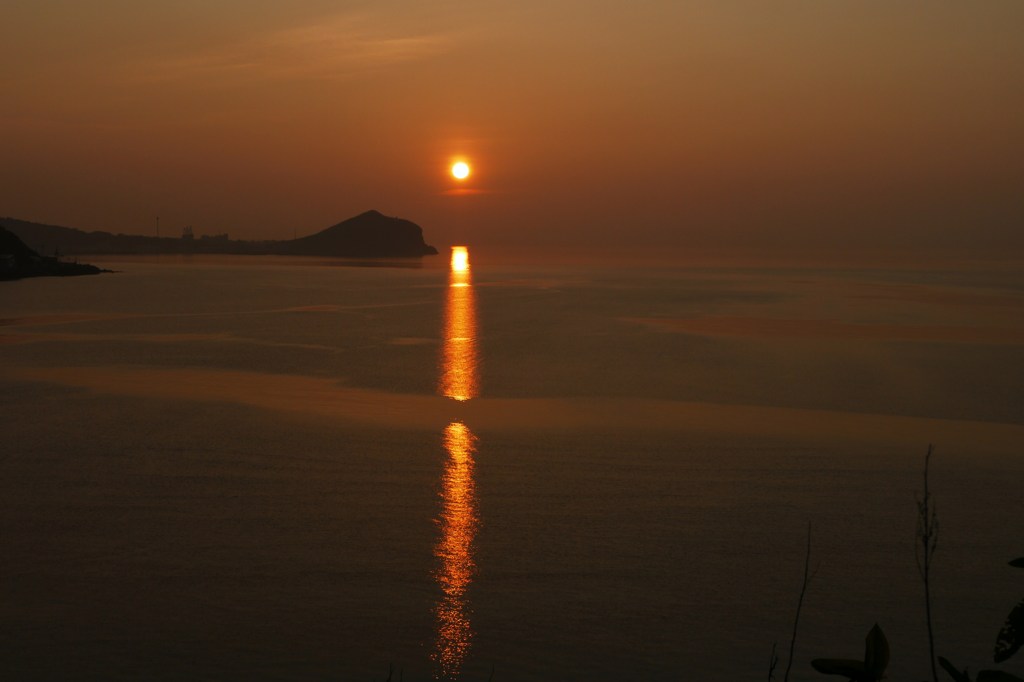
804, 454, 1024, 682
811, 623, 889, 682
918, 446, 940, 682
994, 558, 1024, 664
933, 555, 1024, 682
938, 655, 1024, 682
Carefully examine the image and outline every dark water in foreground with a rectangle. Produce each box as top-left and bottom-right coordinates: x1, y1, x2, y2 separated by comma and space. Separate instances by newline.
2, 254, 1023, 680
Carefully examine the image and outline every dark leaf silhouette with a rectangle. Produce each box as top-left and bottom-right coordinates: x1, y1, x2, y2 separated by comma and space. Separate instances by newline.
811, 658, 867, 680
938, 656, 971, 682
977, 671, 1024, 682
864, 624, 889, 679
812, 624, 889, 682
994, 598, 1024, 663
1009, 558, 1024, 569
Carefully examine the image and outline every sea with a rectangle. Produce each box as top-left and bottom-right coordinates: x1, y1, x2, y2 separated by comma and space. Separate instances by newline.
2, 250, 1022, 681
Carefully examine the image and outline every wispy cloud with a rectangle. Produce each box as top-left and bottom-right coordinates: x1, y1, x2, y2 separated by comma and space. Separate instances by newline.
127, 12, 456, 85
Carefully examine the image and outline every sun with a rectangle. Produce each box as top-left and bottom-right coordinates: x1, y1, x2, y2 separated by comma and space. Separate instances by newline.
451, 246, 469, 272
451, 161, 470, 180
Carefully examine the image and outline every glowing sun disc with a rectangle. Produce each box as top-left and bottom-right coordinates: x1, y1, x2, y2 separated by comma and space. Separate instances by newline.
451, 162, 470, 180
451, 246, 469, 272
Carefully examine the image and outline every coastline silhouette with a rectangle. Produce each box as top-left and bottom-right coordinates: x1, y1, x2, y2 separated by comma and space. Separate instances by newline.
0, 226, 106, 280
0, 210, 437, 259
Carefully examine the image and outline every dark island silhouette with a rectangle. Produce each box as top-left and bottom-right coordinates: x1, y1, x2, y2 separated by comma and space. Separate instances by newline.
279, 211, 438, 257
0, 226, 107, 280
0, 210, 438, 259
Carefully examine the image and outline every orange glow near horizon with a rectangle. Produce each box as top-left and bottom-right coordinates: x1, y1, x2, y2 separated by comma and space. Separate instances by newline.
5, 6, 1024, 261
433, 421, 479, 679
440, 247, 477, 401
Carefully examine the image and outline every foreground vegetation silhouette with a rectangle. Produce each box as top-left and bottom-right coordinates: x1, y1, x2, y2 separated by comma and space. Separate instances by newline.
784, 449, 1024, 682
811, 623, 890, 681
938, 555, 1024, 682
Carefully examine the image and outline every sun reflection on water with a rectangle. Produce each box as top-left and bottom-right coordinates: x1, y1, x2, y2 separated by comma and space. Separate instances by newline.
440, 246, 477, 402
433, 421, 479, 678
433, 246, 480, 679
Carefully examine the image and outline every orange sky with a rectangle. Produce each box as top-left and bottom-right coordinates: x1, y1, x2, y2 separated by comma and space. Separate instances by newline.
2, 1, 1022, 261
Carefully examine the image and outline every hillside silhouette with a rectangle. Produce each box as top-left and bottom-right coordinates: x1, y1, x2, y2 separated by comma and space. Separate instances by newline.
0, 226, 106, 280
0, 210, 438, 258
280, 211, 438, 257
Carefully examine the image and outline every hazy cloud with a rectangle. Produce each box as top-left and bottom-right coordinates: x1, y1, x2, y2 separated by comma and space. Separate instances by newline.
127, 12, 455, 84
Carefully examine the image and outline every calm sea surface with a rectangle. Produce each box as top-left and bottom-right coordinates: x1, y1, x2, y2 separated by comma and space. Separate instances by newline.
2, 253, 1023, 681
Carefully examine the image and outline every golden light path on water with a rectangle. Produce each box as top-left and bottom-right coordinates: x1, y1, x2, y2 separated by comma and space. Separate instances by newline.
435, 421, 478, 678
434, 245, 480, 679
440, 246, 477, 402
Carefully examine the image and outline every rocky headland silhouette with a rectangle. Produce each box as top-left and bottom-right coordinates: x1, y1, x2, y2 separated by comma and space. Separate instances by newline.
0, 226, 107, 280
0, 210, 438, 259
